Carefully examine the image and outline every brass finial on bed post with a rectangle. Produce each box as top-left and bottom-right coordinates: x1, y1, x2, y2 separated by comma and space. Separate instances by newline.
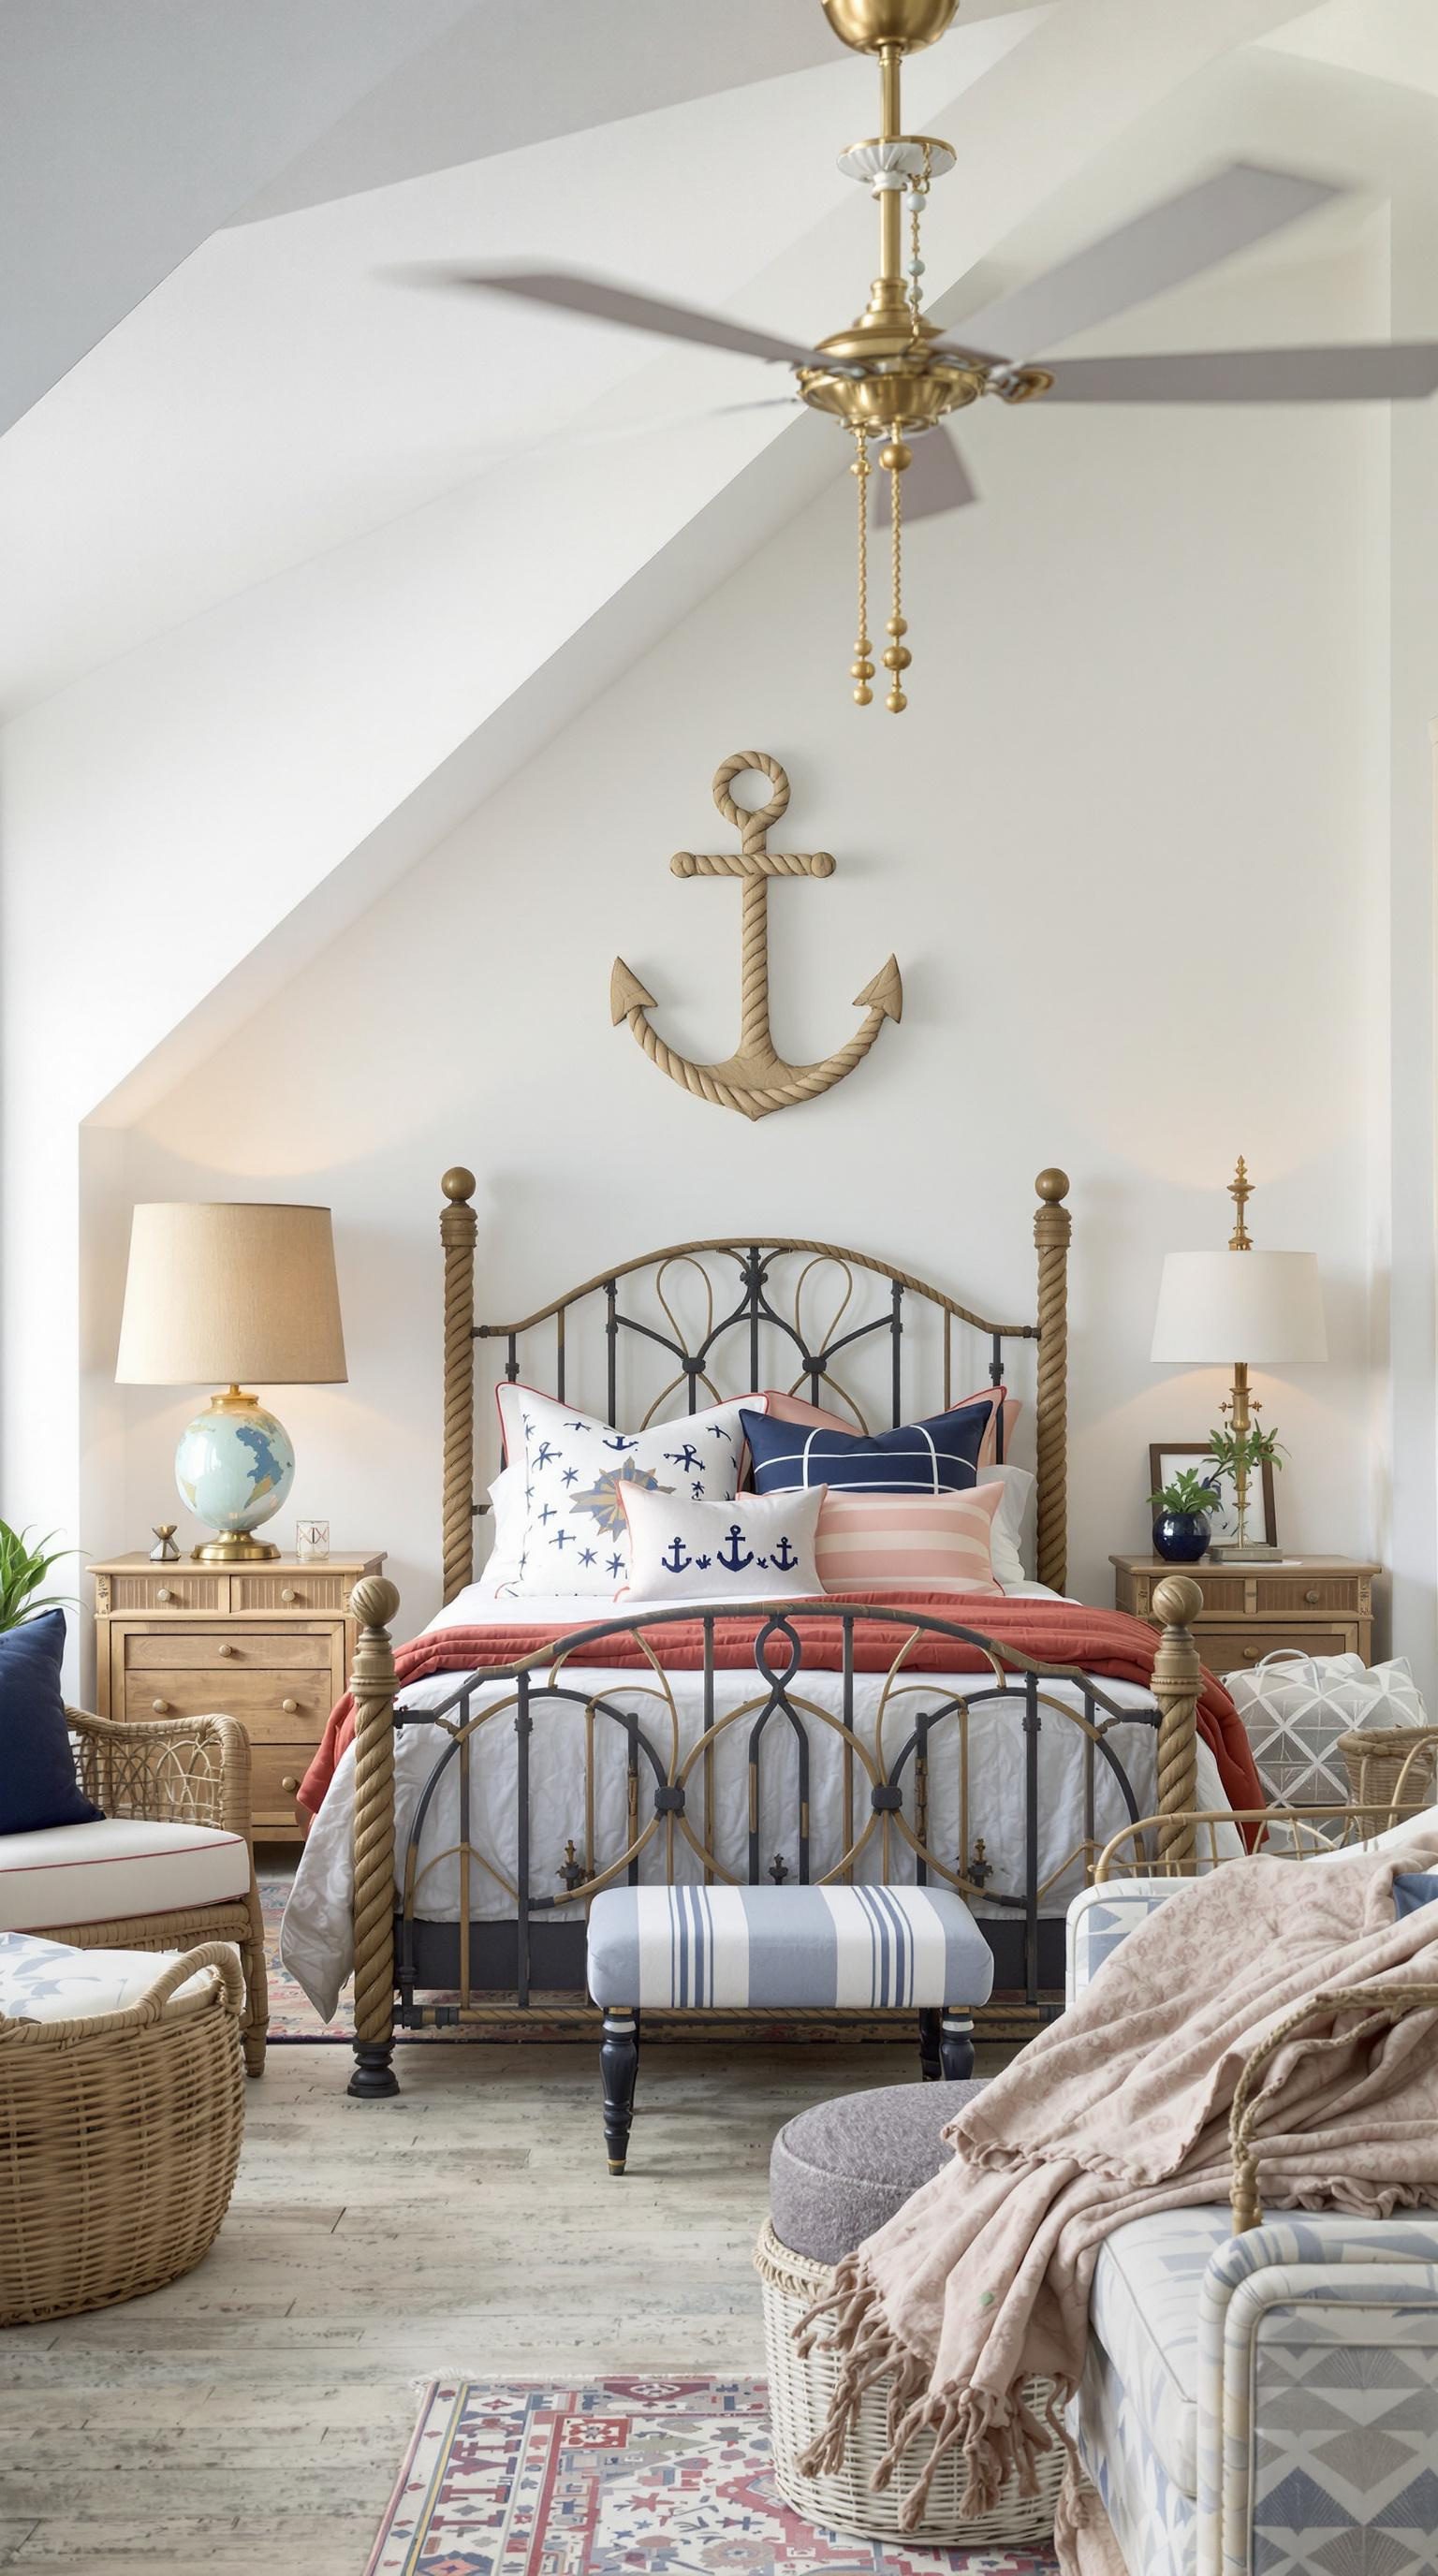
440, 1169, 478, 1609
1033, 1170, 1071, 1598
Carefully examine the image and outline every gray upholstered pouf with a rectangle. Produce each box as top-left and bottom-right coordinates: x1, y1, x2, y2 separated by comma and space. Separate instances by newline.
770, 2080, 986, 2267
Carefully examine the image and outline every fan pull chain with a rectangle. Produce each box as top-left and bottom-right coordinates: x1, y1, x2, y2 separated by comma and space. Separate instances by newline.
850, 430, 873, 706
880, 438, 911, 712
904, 146, 932, 325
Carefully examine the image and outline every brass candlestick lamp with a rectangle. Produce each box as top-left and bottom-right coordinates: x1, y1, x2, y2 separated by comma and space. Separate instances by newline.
1150, 1159, 1327, 1562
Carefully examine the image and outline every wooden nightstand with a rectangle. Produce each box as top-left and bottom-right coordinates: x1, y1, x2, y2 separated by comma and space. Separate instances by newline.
92, 1552, 385, 1842
1110, 1555, 1379, 1674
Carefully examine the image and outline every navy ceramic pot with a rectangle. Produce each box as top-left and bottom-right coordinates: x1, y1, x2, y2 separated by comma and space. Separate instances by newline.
1152, 1510, 1211, 1564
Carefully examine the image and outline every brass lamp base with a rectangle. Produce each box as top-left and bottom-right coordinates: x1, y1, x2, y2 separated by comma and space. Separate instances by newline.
192, 1533, 282, 1563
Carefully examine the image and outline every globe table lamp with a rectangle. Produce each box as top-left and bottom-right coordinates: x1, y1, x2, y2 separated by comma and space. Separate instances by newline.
115, 1202, 346, 1564
1150, 1159, 1326, 1561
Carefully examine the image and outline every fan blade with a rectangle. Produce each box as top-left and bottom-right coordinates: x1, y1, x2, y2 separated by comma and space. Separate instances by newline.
399, 264, 824, 371
950, 165, 1342, 365
1039, 344, 1438, 403
466, 395, 801, 465
873, 427, 979, 526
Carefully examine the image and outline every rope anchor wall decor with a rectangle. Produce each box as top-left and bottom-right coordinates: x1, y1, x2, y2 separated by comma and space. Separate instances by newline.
610, 752, 902, 1121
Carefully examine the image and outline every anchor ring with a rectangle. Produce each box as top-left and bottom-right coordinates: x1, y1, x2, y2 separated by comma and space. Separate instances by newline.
712, 751, 789, 838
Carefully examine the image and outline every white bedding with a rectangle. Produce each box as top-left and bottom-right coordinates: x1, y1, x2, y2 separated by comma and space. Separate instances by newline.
280, 1583, 1234, 2018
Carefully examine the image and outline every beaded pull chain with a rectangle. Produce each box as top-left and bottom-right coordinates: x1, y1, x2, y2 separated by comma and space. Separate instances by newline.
850, 430, 873, 705
905, 146, 932, 325
879, 439, 911, 712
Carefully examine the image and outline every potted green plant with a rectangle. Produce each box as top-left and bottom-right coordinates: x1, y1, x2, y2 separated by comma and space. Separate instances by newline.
1146, 1466, 1222, 1565
1204, 1424, 1284, 1558
0, 1522, 78, 1632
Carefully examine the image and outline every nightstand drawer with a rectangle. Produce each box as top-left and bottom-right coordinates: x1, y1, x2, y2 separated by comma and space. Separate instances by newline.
1198, 1626, 1357, 1674
123, 1628, 333, 1673
250, 1744, 315, 1824
125, 1669, 332, 1736
232, 1571, 359, 1614
107, 1571, 227, 1615
1253, 1575, 1366, 1617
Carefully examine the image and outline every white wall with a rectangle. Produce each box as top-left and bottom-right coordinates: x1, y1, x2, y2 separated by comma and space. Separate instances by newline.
113, 243, 1394, 1654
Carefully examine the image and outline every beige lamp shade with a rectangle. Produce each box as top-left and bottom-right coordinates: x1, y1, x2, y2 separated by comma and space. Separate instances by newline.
1150, 1249, 1327, 1366
115, 1202, 347, 1387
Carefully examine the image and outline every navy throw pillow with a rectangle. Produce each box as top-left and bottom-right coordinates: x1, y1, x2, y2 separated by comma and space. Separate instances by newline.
0, 1611, 103, 1836
1394, 1872, 1438, 1918
741, 1398, 994, 1497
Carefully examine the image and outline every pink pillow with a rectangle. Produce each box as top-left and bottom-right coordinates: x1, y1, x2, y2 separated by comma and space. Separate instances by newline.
760, 1385, 1019, 1469
814, 1485, 1003, 1598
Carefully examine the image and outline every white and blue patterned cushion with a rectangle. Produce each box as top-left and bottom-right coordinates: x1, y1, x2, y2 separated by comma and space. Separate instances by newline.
740, 1400, 993, 1498
0, 1928, 201, 2023
585, 1882, 994, 2009
1073, 2318, 1196, 2576
1066, 1879, 1182, 2002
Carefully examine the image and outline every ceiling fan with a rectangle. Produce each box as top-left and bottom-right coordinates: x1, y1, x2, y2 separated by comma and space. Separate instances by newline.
408, 0, 1438, 712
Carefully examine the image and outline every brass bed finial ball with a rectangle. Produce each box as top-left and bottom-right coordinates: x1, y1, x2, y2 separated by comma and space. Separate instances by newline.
441, 1167, 476, 1203
1152, 1573, 1204, 1631
1034, 1168, 1071, 1204
820, 0, 961, 51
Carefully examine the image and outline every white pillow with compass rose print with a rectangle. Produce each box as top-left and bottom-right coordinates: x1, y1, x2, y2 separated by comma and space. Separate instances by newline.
617, 1480, 825, 1605
493, 1386, 765, 1597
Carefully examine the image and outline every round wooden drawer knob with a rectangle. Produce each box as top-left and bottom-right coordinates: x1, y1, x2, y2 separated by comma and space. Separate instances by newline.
282, 1775, 300, 1794
152, 1697, 169, 1714
1241, 1647, 1257, 1662
217, 1641, 235, 1656
156, 1588, 172, 1604
281, 1587, 298, 1603
282, 1697, 300, 1715
1304, 1587, 1321, 1605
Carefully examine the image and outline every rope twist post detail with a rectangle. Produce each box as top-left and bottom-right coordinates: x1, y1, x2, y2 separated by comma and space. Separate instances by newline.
347, 1574, 402, 2099
441, 1168, 477, 1606
1152, 1574, 1202, 1872
1033, 1169, 1070, 1594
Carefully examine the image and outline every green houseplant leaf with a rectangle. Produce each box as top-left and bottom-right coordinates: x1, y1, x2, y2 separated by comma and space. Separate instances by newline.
0, 1522, 80, 1632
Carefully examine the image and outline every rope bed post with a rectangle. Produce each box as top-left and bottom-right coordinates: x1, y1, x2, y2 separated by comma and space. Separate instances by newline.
441, 1167, 478, 1606
1033, 1169, 1070, 1594
347, 1575, 402, 2100
1152, 1574, 1202, 1873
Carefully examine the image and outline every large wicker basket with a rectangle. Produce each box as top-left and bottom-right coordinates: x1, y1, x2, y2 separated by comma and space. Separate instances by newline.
756, 2218, 1062, 2547
0, 1944, 244, 2327
1339, 1727, 1438, 1838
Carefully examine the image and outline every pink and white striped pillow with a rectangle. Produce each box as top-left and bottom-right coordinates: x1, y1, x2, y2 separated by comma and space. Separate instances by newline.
814, 1484, 1003, 1598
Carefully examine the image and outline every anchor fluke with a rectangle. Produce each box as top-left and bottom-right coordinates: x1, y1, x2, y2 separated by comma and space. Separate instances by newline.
610, 958, 656, 1025
854, 955, 903, 1021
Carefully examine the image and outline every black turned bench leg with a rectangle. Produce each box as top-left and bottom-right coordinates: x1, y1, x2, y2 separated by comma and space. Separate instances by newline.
917, 2008, 942, 2082
600, 2010, 639, 2174
939, 2010, 976, 2083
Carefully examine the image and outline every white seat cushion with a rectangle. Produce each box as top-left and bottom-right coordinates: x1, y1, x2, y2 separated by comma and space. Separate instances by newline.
0, 1816, 250, 1933
0, 1928, 210, 2022
586, 1882, 994, 2009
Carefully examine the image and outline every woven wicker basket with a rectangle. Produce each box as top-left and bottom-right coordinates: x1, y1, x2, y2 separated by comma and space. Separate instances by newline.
1339, 1727, 1438, 1837
755, 2217, 1062, 2547
0, 1944, 244, 2327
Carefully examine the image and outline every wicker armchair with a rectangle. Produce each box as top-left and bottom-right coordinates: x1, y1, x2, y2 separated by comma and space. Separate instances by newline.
49, 1708, 268, 2075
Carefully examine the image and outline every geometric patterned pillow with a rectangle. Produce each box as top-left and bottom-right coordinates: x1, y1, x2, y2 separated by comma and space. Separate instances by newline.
1224, 1650, 1429, 1808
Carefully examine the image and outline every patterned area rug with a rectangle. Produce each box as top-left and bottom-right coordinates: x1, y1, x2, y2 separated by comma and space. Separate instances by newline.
365, 2377, 1059, 2574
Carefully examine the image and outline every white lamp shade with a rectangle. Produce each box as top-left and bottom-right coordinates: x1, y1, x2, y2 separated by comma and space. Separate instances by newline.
115, 1202, 347, 1387
1151, 1250, 1327, 1366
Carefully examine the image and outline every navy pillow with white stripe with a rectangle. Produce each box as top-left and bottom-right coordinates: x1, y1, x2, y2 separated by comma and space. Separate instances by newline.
740, 1398, 995, 1497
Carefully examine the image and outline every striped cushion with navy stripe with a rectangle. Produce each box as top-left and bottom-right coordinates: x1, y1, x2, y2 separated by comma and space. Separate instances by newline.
740, 1399, 994, 1498
585, 1882, 994, 2009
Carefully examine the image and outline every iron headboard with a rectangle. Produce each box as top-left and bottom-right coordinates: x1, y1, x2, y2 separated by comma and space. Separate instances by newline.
437, 1167, 1072, 1602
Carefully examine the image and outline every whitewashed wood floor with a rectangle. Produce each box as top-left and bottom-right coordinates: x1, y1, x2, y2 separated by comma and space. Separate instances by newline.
0, 2033, 984, 2575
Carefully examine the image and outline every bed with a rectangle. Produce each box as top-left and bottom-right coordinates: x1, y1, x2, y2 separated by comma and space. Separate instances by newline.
281, 1167, 1255, 2097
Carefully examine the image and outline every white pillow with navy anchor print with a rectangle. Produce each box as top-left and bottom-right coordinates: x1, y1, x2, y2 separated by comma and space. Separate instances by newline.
497, 1387, 762, 1598
618, 1480, 825, 1605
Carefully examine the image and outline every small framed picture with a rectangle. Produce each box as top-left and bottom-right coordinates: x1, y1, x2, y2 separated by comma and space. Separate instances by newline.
1148, 1443, 1277, 1550
295, 1519, 330, 1563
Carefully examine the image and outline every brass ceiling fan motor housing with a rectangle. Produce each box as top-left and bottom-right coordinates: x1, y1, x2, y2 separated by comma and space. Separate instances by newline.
820, 0, 961, 52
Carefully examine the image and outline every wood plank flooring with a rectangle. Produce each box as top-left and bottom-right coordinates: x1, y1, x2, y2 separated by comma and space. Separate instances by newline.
0, 2035, 994, 2574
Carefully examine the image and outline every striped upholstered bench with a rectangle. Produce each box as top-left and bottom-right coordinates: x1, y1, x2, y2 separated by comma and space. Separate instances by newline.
585, 1881, 994, 2173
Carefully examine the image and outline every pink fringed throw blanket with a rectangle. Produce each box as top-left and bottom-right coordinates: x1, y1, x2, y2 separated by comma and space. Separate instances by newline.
798, 1834, 1438, 2554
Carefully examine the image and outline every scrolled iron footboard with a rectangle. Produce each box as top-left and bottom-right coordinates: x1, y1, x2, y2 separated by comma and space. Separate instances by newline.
345, 1573, 1206, 2099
